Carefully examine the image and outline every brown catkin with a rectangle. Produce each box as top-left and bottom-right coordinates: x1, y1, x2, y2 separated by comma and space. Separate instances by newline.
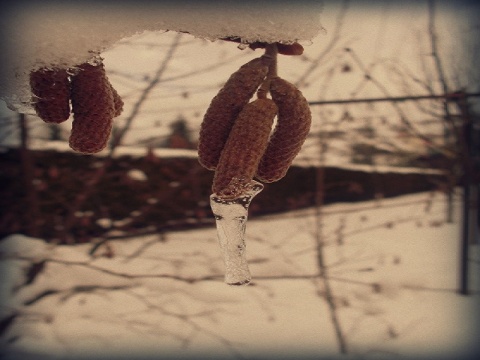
69, 63, 120, 154
29, 68, 71, 123
198, 57, 271, 170
212, 98, 277, 198
110, 83, 124, 117
256, 77, 311, 183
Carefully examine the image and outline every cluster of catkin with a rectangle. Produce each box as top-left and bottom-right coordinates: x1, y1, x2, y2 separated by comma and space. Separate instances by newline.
29, 61, 123, 154
198, 47, 311, 198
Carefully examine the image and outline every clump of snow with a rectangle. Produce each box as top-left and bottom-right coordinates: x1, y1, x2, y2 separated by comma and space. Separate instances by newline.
0, 235, 52, 260
96, 218, 113, 229
127, 169, 148, 181
1, 1, 323, 112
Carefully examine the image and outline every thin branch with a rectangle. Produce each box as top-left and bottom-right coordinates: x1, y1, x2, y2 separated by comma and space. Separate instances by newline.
295, 0, 350, 88
345, 48, 452, 156
428, 0, 450, 97
428, 0, 460, 144
7, 251, 475, 294
124, 289, 246, 359
313, 126, 349, 354
308, 92, 480, 106
108, 51, 250, 86
19, 114, 40, 237
109, 32, 183, 153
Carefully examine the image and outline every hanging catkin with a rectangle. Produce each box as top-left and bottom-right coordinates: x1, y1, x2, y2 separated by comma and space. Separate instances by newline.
198, 56, 271, 170
110, 83, 124, 117
29, 68, 71, 123
212, 98, 277, 198
69, 63, 122, 154
256, 77, 311, 183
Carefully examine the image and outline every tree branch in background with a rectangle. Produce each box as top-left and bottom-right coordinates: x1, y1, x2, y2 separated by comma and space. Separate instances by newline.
345, 48, 451, 158
428, 0, 458, 143
295, 0, 350, 88
428, 0, 461, 225
58, 34, 183, 243
313, 122, 349, 355
19, 113, 40, 237
109, 32, 183, 153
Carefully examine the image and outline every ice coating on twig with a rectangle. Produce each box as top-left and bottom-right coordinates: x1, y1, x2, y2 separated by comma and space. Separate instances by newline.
210, 180, 263, 285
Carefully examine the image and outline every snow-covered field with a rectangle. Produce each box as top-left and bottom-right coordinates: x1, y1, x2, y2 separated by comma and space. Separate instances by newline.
1, 190, 479, 360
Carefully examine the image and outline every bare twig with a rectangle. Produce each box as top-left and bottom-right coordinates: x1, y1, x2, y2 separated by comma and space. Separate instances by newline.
313, 124, 348, 354
109, 32, 183, 153
295, 0, 350, 88
428, 0, 461, 225
19, 114, 40, 237
345, 48, 452, 157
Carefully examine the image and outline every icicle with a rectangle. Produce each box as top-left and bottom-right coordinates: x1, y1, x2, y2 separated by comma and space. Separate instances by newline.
210, 180, 263, 285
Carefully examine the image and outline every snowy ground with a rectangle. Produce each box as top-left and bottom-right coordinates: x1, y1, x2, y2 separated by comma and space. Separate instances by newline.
1, 190, 479, 360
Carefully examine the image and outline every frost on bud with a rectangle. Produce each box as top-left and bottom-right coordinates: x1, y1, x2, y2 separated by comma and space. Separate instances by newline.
69, 62, 123, 154
256, 77, 311, 183
212, 98, 277, 197
29, 68, 71, 123
198, 57, 271, 170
